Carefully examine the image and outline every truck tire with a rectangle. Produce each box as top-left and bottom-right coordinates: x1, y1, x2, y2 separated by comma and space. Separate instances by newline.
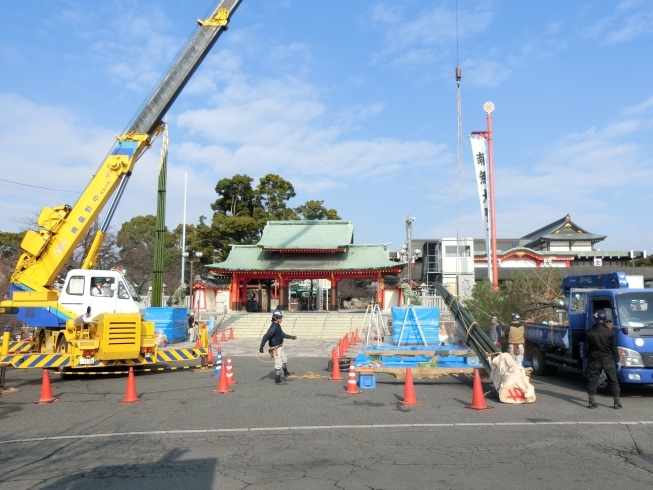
530, 346, 548, 376
56, 336, 70, 379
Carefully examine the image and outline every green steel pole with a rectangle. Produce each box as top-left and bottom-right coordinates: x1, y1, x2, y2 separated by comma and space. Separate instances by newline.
151, 123, 168, 307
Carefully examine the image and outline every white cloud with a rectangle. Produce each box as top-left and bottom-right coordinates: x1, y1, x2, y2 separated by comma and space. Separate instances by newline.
623, 95, 653, 116
583, 1, 653, 45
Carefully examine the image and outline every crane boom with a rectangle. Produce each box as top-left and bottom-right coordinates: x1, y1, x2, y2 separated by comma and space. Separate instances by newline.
10, 0, 242, 293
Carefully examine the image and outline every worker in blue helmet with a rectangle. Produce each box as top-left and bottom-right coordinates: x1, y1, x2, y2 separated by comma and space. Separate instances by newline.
584, 309, 621, 409
260, 310, 297, 385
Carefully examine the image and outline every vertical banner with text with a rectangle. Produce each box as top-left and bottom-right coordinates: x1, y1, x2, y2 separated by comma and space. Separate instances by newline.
470, 134, 493, 283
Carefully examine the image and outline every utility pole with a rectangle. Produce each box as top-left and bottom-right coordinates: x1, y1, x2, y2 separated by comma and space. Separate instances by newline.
405, 216, 416, 282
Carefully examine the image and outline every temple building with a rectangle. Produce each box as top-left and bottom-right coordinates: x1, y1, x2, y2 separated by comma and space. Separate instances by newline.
206, 220, 403, 312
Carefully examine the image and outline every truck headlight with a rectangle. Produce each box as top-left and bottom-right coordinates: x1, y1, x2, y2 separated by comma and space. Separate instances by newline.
618, 347, 644, 368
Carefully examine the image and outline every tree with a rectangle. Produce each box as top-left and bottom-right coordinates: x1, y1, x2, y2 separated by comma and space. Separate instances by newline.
295, 200, 340, 220
465, 268, 562, 333
256, 174, 298, 220
635, 256, 653, 267
117, 216, 180, 295
211, 174, 258, 217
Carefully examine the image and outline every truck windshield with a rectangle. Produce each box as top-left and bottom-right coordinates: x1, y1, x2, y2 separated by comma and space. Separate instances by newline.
123, 276, 141, 302
616, 292, 653, 335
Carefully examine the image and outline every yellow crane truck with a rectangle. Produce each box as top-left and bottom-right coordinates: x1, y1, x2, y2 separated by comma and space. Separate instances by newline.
0, 0, 242, 374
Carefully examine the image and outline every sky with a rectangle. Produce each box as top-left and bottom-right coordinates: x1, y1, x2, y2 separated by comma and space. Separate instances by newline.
1, 0, 652, 256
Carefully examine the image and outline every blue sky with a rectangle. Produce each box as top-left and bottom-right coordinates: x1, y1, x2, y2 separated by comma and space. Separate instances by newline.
1, 0, 652, 255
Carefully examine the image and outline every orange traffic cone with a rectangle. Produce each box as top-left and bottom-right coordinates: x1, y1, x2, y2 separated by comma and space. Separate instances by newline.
330, 350, 343, 381
207, 345, 214, 365
120, 367, 143, 404
221, 329, 226, 342
342, 361, 362, 395
228, 327, 235, 340
399, 368, 421, 406
35, 369, 58, 404
212, 329, 218, 345
226, 355, 236, 385
212, 359, 231, 394
355, 329, 360, 343
466, 368, 493, 410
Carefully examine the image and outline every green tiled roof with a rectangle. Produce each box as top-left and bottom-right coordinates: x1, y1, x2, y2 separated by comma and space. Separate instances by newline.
208, 244, 401, 272
257, 220, 354, 250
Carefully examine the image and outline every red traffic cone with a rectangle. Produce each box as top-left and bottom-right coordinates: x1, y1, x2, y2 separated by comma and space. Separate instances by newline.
120, 367, 143, 404
228, 327, 235, 340
226, 355, 236, 385
207, 345, 214, 365
330, 351, 343, 381
221, 329, 226, 342
466, 368, 493, 410
212, 329, 218, 345
399, 368, 422, 406
343, 361, 362, 395
212, 359, 231, 394
36, 369, 58, 404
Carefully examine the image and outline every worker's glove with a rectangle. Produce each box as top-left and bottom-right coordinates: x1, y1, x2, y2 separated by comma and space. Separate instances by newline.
259, 347, 264, 354
292, 336, 298, 340
616, 361, 622, 371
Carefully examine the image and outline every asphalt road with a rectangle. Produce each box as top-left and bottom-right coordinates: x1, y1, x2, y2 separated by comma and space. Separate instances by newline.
1, 355, 653, 489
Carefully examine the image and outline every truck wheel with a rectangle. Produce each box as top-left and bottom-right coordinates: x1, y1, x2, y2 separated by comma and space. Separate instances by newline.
56, 336, 70, 379
530, 346, 548, 376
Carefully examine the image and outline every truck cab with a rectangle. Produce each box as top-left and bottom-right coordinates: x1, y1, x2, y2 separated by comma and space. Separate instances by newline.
59, 269, 142, 317
526, 272, 653, 387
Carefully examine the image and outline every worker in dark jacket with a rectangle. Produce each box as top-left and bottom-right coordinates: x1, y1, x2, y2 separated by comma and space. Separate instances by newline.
259, 311, 297, 385
584, 310, 621, 409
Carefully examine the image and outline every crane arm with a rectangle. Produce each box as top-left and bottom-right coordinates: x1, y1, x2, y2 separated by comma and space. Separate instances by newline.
10, 0, 242, 292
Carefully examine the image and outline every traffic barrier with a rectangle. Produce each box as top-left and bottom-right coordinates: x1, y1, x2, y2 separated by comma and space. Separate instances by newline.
35, 369, 58, 404
399, 368, 421, 406
343, 362, 362, 395
228, 327, 235, 340
221, 329, 226, 342
330, 351, 343, 381
120, 367, 143, 404
226, 355, 236, 385
466, 368, 493, 410
214, 349, 223, 377
212, 359, 231, 394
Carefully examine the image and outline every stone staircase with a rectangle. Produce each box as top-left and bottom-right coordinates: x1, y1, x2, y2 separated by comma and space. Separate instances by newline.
216, 308, 461, 342
218, 312, 382, 340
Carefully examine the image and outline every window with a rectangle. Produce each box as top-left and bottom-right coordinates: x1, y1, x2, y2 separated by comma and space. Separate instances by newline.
570, 292, 585, 312
90, 276, 115, 298
444, 245, 470, 258
66, 276, 85, 296
117, 282, 131, 300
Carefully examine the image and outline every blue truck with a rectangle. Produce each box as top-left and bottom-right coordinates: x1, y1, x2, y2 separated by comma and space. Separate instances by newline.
525, 272, 653, 390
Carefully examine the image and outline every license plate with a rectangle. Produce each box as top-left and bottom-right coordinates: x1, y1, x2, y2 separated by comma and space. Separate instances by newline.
79, 357, 95, 365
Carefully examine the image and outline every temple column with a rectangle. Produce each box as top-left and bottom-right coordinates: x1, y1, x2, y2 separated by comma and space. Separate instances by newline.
240, 278, 248, 311
377, 272, 384, 309
231, 273, 239, 312
278, 275, 288, 311
330, 277, 339, 311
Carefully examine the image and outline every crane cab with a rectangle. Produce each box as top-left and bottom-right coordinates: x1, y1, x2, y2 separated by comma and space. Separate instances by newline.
59, 269, 141, 317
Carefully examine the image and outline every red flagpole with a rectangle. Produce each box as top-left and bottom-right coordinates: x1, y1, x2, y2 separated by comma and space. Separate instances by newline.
486, 110, 499, 291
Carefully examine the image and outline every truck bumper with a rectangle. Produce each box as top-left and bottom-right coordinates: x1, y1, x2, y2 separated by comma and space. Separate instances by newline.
618, 368, 653, 384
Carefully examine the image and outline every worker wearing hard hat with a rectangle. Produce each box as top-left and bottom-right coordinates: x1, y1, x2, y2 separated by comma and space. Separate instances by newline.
259, 311, 297, 385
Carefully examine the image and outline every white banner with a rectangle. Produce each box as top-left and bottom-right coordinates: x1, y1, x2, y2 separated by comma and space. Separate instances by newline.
470, 134, 493, 283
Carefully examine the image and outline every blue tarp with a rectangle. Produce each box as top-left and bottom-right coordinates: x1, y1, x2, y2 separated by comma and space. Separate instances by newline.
145, 307, 187, 343
391, 307, 440, 345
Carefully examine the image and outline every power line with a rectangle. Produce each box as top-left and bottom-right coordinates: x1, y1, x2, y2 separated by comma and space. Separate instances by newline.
0, 177, 79, 194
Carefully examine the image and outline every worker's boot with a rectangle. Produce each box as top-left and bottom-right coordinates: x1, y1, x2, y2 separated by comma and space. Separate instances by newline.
613, 397, 622, 409
588, 395, 598, 409
283, 363, 294, 378
275, 373, 287, 385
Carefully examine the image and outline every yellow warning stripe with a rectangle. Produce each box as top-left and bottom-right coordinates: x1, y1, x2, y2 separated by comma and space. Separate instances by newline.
62, 365, 211, 376
4, 354, 71, 369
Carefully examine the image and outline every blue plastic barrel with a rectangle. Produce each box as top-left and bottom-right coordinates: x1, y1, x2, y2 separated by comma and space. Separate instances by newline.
144, 307, 187, 343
